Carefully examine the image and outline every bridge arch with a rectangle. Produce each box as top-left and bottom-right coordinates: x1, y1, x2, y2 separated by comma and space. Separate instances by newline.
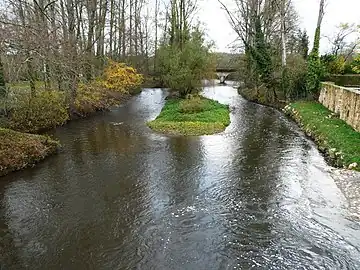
215, 68, 237, 84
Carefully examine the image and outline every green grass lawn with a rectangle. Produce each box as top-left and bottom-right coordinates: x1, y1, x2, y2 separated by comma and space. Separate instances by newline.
148, 97, 230, 136
284, 101, 360, 170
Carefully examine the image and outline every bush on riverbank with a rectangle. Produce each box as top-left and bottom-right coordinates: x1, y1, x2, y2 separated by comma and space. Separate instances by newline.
100, 60, 143, 93
74, 62, 142, 116
0, 128, 59, 176
5, 61, 143, 132
9, 90, 69, 133
283, 101, 360, 170
148, 97, 230, 136
0, 61, 143, 176
74, 82, 121, 116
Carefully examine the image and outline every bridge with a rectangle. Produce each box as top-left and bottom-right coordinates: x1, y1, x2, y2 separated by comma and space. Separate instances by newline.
215, 68, 237, 84
213, 52, 239, 84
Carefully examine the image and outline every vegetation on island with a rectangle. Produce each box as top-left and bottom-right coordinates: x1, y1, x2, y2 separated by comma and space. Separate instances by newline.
148, 97, 230, 136
0, 0, 359, 175
146, 0, 226, 135
284, 102, 360, 171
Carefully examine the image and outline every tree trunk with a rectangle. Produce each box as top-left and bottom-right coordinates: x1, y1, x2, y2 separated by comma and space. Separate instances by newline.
35, 0, 52, 89
109, 0, 115, 56
280, 0, 287, 67
134, 0, 138, 57
85, 0, 97, 80
66, 0, 78, 111
154, 0, 159, 73
129, 0, 133, 56
121, 0, 126, 58
312, 0, 326, 54
317, 0, 325, 29
0, 57, 6, 98
18, 0, 36, 96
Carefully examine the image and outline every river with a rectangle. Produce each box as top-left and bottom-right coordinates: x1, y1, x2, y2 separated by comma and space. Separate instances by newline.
0, 83, 360, 269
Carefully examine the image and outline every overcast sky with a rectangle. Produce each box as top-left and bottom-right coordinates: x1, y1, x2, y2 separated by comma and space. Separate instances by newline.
198, 0, 360, 53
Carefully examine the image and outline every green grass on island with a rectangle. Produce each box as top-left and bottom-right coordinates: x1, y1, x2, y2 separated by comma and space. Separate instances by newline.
284, 101, 360, 171
148, 96, 230, 136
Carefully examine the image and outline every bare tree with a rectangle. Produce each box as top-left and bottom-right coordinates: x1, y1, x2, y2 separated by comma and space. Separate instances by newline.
0, 0, 172, 108
326, 23, 358, 56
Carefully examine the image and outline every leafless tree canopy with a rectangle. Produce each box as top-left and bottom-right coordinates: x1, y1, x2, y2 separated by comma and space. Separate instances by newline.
0, 0, 177, 100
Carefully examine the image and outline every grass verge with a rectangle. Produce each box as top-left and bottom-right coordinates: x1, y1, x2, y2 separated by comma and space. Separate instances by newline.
0, 128, 59, 176
148, 97, 230, 136
283, 101, 360, 171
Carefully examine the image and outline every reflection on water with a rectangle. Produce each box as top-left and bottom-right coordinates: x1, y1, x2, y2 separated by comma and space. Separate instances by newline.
1, 84, 360, 269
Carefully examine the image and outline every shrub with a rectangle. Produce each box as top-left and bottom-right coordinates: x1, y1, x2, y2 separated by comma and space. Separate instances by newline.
0, 128, 59, 176
350, 54, 360, 74
157, 29, 214, 97
74, 82, 117, 115
344, 63, 355, 74
321, 54, 345, 75
286, 55, 308, 100
179, 97, 207, 113
9, 91, 69, 133
100, 60, 143, 93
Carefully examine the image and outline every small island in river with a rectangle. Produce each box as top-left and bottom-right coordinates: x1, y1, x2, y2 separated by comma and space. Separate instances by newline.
148, 95, 230, 136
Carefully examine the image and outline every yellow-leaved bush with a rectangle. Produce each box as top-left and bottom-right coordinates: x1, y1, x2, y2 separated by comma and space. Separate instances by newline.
10, 91, 69, 133
75, 82, 117, 115
100, 60, 143, 93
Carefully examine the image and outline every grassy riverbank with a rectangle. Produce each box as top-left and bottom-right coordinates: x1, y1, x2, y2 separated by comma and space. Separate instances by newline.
284, 101, 360, 171
0, 128, 59, 176
148, 96, 230, 136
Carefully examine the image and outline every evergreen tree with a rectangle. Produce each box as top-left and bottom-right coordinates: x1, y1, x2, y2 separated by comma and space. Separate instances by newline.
299, 30, 309, 60
251, 17, 273, 88
306, 0, 325, 95
306, 27, 322, 94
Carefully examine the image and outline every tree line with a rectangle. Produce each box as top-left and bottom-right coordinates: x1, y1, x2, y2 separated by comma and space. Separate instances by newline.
0, 0, 216, 111
0, 0, 158, 97
219, 0, 359, 102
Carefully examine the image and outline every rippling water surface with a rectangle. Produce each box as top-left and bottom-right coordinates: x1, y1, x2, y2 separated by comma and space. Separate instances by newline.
1, 83, 360, 269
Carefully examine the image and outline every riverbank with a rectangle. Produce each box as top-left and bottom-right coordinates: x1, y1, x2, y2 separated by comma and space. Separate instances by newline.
0, 128, 59, 176
283, 101, 360, 171
148, 96, 230, 136
238, 86, 360, 171
0, 87, 139, 177
238, 87, 286, 109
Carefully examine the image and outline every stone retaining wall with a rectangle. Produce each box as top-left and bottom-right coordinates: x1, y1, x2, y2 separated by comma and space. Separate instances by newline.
319, 82, 360, 132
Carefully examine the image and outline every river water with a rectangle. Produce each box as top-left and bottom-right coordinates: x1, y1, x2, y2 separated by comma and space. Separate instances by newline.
0, 84, 360, 269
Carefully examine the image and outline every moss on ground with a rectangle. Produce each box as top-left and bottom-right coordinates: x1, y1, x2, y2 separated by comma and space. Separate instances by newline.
283, 101, 360, 171
148, 97, 230, 136
0, 128, 59, 176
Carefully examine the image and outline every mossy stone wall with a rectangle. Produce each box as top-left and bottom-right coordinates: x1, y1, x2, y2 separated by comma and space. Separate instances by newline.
319, 82, 360, 131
